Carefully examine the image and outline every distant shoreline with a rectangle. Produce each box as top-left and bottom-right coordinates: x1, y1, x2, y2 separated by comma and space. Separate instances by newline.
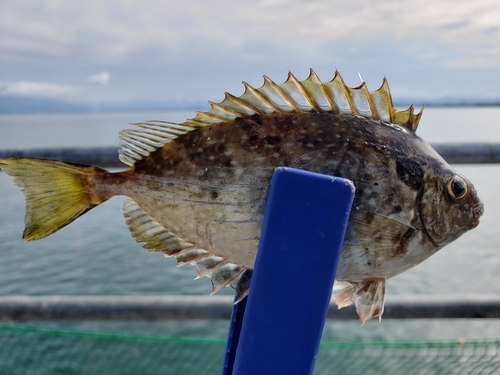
0, 101, 500, 115
0, 96, 499, 115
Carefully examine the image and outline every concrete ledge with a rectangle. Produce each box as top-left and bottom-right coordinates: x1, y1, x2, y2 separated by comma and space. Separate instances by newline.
432, 143, 500, 164
0, 147, 123, 168
1, 143, 500, 168
1, 295, 499, 321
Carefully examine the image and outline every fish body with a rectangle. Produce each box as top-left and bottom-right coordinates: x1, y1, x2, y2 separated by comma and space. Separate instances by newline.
0, 70, 483, 323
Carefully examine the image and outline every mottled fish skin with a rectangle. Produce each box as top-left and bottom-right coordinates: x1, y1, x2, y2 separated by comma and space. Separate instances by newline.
0, 71, 484, 323
97, 110, 482, 281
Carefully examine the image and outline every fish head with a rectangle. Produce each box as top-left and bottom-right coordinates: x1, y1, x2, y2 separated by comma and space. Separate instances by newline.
419, 168, 483, 247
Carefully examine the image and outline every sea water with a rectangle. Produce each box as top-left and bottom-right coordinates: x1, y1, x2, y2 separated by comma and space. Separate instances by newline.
0, 108, 499, 342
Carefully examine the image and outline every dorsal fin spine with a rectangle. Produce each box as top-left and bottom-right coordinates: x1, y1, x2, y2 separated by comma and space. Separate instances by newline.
284, 71, 318, 111
137, 121, 193, 132
242, 81, 280, 113
364, 83, 379, 120
369, 78, 394, 123
413, 106, 424, 130
222, 92, 263, 116
119, 134, 153, 156
334, 71, 356, 113
382, 78, 396, 123
132, 133, 172, 146
262, 75, 299, 112
323, 71, 355, 114
119, 154, 136, 167
208, 101, 241, 119
134, 124, 186, 137
183, 119, 212, 128
192, 111, 227, 124
408, 105, 415, 131
306, 69, 338, 113
127, 131, 164, 149
119, 146, 141, 159
347, 82, 373, 118
124, 132, 164, 149
394, 107, 413, 129
359, 83, 378, 120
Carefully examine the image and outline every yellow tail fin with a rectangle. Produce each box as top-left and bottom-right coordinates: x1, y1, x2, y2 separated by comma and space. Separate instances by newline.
0, 158, 108, 241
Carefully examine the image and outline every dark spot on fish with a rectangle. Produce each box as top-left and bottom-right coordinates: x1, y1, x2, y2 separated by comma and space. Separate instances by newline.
364, 211, 375, 224
237, 115, 261, 133
211, 191, 219, 199
265, 135, 281, 145
393, 205, 402, 214
189, 152, 203, 162
217, 143, 226, 153
394, 228, 415, 255
249, 135, 258, 143
214, 129, 225, 139
396, 158, 424, 190
374, 182, 379, 186
387, 186, 398, 197
299, 133, 323, 149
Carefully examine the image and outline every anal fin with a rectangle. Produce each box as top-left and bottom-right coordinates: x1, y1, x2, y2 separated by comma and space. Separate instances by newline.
333, 278, 386, 324
122, 199, 250, 297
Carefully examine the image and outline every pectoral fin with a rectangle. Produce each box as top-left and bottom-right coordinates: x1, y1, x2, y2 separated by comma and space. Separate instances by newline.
333, 278, 386, 324
350, 210, 416, 256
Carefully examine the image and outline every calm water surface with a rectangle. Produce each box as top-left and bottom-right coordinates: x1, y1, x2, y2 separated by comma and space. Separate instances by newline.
0, 108, 499, 341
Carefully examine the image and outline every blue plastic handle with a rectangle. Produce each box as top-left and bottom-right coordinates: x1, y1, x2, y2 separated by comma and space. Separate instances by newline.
223, 167, 354, 375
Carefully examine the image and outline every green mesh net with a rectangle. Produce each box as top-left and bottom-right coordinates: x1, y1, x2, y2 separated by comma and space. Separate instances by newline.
1, 325, 499, 375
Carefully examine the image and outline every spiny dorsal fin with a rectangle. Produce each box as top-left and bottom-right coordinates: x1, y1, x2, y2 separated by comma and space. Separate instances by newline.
122, 199, 250, 296
119, 122, 195, 166
118, 70, 423, 166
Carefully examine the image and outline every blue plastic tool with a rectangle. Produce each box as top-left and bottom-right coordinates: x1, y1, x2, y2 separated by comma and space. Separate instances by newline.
222, 167, 354, 375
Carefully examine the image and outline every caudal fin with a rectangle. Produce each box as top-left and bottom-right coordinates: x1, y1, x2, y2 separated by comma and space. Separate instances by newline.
0, 158, 108, 241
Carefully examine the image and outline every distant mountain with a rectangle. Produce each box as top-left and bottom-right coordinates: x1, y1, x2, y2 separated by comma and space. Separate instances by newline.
0, 96, 93, 114
0, 95, 498, 114
393, 98, 500, 108
0, 96, 205, 114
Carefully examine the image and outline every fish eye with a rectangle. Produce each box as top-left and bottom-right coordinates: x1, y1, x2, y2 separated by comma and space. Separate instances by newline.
447, 176, 468, 200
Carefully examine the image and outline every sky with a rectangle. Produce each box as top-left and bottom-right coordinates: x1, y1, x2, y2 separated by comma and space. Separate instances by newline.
1, 0, 500, 112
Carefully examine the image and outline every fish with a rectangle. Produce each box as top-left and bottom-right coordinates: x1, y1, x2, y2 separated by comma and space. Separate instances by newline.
0, 70, 484, 323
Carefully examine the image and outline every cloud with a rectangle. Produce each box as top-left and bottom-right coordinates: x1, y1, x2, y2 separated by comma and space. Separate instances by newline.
0, 0, 498, 106
0, 81, 76, 98
1, 0, 499, 64
88, 71, 110, 85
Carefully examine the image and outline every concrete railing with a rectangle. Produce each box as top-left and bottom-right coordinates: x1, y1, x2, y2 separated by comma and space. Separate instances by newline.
1, 143, 500, 168
1, 295, 499, 321
1, 147, 498, 323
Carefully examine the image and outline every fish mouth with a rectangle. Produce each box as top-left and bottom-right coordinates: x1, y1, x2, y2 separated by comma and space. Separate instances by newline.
471, 202, 484, 228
